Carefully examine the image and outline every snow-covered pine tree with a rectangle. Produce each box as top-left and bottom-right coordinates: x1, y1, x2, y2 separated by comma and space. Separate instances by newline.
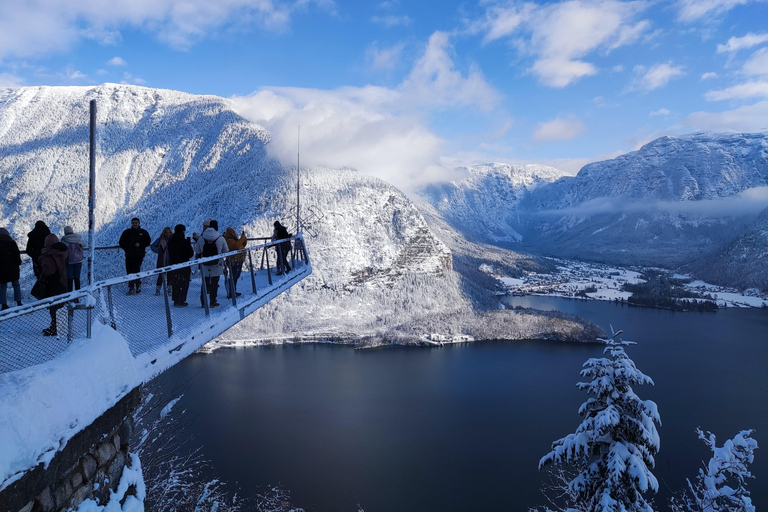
538, 327, 661, 512
669, 429, 758, 512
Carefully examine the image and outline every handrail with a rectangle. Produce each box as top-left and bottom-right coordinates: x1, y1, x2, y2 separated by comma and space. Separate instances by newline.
18, 236, 275, 255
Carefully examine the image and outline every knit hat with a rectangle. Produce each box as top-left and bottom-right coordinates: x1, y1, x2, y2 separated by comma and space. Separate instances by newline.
0, 228, 9, 236
64, 226, 74, 235
225, 227, 236, 238
44, 233, 60, 247
209, 220, 218, 231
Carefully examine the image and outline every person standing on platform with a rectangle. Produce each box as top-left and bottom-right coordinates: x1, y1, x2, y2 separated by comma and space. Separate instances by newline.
150, 226, 172, 295
26, 220, 50, 277
194, 219, 227, 308
119, 217, 150, 295
61, 226, 87, 292
167, 224, 193, 307
0, 228, 23, 310
224, 227, 247, 298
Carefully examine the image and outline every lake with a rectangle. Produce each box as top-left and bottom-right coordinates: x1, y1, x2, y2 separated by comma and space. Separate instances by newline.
155, 296, 767, 511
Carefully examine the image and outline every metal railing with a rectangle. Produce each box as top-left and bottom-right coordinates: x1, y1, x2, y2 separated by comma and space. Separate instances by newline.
0, 235, 310, 374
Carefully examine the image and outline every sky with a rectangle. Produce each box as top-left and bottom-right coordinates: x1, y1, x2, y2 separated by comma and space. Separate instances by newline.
1, 0, 767, 190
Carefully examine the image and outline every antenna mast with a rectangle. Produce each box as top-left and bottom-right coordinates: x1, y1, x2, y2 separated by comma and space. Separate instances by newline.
296, 125, 300, 234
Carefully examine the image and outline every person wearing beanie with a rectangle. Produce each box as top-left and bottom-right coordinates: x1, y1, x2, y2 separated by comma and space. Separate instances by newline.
118, 217, 151, 295
224, 227, 247, 298
35, 234, 68, 335
0, 228, 23, 310
194, 219, 227, 308
60, 225, 87, 292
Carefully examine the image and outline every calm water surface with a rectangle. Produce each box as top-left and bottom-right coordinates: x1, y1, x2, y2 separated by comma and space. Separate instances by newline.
158, 297, 767, 511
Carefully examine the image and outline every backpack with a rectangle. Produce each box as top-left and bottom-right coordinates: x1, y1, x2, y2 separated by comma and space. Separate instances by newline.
202, 236, 221, 266
67, 242, 85, 264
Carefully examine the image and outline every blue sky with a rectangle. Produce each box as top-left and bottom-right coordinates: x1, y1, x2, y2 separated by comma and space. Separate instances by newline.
1, 0, 767, 189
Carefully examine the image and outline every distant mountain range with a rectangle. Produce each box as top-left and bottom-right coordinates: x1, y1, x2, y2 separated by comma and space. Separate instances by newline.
420, 132, 768, 281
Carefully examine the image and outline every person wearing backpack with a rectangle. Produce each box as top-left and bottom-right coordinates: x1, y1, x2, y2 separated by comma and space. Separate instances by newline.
194, 219, 227, 308
35, 234, 68, 336
224, 227, 247, 298
61, 226, 87, 292
0, 228, 23, 311
119, 217, 151, 295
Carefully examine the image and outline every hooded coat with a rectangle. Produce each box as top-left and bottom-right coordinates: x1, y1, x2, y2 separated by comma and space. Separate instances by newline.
0, 228, 22, 283
224, 228, 248, 266
194, 228, 228, 277
26, 221, 50, 265
37, 234, 68, 297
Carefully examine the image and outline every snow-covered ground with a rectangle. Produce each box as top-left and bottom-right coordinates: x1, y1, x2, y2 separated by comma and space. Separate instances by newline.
491, 259, 768, 308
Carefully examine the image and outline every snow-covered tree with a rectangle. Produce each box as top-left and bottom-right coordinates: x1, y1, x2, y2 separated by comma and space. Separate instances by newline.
669, 429, 758, 512
538, 328, 661, 512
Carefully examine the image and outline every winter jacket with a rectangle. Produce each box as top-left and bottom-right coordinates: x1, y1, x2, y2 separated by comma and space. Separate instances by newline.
224, 228, 248, 265
0, 229, 22, 283
61, 233, 87, 263
150, 235, 171, 268
194, 228, 228, 277
38, 234, 68, 297
168, 232, 194, 265
119, 227, 151, 258
26, 221, 50, 265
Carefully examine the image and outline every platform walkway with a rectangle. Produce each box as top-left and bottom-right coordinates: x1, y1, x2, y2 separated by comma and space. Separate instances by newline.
0, 234, 311, 381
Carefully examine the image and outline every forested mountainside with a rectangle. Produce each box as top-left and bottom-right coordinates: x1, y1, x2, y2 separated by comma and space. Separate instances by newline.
420, 132, 768, 268
0, 84, 599, 344
685, 205, 768, 292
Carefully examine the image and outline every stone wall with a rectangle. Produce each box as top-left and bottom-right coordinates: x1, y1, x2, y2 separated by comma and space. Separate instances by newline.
1, 386, 142, 512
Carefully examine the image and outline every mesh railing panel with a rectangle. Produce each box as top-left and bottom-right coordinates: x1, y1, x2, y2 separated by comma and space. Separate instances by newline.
0, 236, 309, 374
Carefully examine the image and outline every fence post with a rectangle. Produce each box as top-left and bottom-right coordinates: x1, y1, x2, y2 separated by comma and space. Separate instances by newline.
227, 257, 237, 307
265, 246, 272, 285
162, 272, 173, 337
67, 303, 74, 343
200, 264, 211, 316
107, 285, 117, 329
247, 250, 257, 294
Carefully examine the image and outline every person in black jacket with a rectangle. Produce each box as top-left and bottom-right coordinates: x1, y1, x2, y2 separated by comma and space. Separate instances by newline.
0, 228, 23, 310
118, 217, 151, 295
167, 224, 194, 307
271, 221, 292, 275
26, 220, 50, 277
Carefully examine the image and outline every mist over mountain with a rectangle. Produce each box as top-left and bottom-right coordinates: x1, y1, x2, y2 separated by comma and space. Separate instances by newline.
420, 132, 768, 268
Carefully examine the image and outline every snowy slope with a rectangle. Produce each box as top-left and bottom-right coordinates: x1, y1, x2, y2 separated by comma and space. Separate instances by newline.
419, 132, 768, 267
419, 163, 566, 243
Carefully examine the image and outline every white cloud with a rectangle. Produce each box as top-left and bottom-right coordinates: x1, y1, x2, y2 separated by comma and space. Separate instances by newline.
681, 101, 768, 132
676, 0, 767, 22
612, 64, 625, 72
716, 32, 768, 53
231, 32, 500, 191
366, 42, 405, 71
472, 0, 650, 88
96, 69, 109, 76
66, 66, 85, 80
649, 108, 671, 116
121, 72, 147, 85
0, 0, 319, 59
743, 47, 768, 76
371, 14, 412, 27
701, 71, 719, 80
531, 116, 586, 141
630, 62, 685, 91
0, 72, 24, 87
107, 56, 127, 66
705, 81, 768, 100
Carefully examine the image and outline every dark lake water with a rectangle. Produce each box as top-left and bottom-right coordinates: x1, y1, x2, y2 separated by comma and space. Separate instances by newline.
157, 296, 767, 511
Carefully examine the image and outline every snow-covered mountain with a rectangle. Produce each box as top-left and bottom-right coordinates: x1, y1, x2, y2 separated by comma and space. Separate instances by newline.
420, 163, 566, 243
420, 132, 768, 267
0, 84, 598, 344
